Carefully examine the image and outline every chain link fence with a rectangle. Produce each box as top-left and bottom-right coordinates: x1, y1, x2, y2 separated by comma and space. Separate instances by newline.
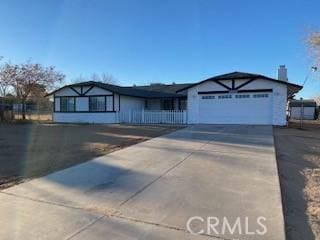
0, 103, 52, 122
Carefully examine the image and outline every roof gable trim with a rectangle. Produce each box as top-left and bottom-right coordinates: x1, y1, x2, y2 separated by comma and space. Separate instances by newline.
46, 81, 184, 99
177, 74, 302, 93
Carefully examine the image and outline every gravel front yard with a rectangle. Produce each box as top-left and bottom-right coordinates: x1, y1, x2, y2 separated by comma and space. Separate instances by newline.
274, 121, 320, 240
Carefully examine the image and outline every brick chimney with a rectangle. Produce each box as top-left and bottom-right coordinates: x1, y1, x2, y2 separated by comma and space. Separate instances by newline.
277, 65, 288, 81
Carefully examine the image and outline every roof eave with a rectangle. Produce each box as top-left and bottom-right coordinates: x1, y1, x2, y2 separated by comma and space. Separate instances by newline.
287, 85, 303, 98
45, 82, 185, 99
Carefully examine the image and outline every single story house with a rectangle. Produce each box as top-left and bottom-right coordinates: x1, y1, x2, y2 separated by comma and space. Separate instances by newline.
289, 99, 317, 120
48, 81, 189, 123
47, 66, 302, 125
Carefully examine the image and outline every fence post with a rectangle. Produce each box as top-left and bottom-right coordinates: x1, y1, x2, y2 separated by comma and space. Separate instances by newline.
142, 109, 145, 124
172, 110, 175, 124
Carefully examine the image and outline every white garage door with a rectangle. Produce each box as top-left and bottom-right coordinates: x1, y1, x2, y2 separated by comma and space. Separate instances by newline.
198, 93, 272, 124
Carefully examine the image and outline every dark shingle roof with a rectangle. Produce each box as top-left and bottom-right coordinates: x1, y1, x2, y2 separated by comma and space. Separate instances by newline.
47, 81, 185, 98
133, 83, 192, 94
211, 72, 261, 80
47, 71, 303, 98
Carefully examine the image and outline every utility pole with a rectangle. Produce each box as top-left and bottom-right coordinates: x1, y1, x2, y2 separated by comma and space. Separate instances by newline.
299, 66, 317, 129
300, 97, 304, 129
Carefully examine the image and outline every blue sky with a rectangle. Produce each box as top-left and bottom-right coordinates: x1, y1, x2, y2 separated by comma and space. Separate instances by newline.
0, 0, 319, 98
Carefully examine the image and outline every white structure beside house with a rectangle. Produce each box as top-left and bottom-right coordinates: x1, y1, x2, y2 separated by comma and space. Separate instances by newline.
289, 99, 317, 120
47, 66, 302, 125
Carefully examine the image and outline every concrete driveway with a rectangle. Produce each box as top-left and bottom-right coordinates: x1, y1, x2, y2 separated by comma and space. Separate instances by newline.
0, 125, 285, 240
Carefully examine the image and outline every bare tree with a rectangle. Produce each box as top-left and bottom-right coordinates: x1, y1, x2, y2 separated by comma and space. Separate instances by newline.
72, 74, 87, 83
307, 31, 320, 65
100, 73, 117, 84
1, 62, 65, 119
0, 63, 16, 98
73, 73, 117, 85
90, 73, 100, 82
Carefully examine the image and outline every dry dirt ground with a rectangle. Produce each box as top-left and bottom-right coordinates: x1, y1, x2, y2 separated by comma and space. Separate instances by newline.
0, 123, 178, 189
274, 121, 320, 240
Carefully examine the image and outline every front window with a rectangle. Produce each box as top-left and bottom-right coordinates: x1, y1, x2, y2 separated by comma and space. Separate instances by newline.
89, 96, 105, 111
160, 99, 174, 110
60, 97, 75, 112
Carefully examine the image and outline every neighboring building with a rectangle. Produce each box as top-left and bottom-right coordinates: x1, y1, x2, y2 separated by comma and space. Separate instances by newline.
289, 99, 317, 120
47, 66, 302, 125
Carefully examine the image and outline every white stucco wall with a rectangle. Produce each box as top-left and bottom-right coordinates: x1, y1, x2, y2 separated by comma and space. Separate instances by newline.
86, 87, 112, 95
53, 86, 117, 123
271, 83, 287, 125
120, 95, 145, 111
54, 87, 78, 97
53, 112, 116, 123
197, 81, 231, 92
54, 86, 113, 97
82, 86, 90, 93
187, 78, 288, 125
114, 94, 120, 111
52, 83, 147, 123
187, 87, 199, 124
54, 97, 60, 111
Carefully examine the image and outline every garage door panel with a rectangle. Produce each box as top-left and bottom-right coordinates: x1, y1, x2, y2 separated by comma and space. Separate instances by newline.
198, 94, 272, 124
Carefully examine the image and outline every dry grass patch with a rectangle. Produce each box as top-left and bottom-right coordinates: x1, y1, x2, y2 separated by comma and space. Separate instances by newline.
0, 123, 179, 189
274, 121, 320, 240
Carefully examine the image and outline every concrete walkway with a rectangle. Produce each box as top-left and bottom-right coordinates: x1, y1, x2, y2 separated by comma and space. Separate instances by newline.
0, 125, 285, 240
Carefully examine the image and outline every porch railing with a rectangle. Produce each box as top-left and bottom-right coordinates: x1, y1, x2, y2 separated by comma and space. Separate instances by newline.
116, 110, 187, 125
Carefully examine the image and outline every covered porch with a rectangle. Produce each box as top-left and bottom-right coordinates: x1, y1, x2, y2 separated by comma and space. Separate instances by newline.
144, 97, 187, 111
115, 97, 188, 125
